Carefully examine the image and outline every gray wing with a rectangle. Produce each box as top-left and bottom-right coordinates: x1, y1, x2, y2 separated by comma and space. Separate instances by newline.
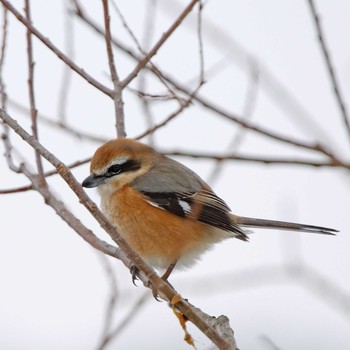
131, 156, 248, 240
132, 156, 205, 193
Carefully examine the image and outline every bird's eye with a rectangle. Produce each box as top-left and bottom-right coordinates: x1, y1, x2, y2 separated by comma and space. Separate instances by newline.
107, 164, 122, 175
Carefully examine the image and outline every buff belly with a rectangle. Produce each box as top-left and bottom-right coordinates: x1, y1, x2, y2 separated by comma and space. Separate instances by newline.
101, 185, 231, 270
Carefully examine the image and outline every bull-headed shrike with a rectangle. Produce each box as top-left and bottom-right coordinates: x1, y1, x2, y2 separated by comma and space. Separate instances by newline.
82, 139, 336, 281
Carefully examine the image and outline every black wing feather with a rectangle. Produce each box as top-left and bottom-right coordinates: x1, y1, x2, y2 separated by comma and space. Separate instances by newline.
139, 190, 248, 241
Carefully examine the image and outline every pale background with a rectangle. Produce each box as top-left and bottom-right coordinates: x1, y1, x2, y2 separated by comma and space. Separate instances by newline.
1, 1, 349, 349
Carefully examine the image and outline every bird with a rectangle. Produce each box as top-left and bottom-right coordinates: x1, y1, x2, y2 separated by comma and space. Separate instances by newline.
82, 138, 337, 281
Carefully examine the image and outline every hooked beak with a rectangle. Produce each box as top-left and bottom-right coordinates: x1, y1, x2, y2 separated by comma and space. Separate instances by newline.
82, 173, 105, 188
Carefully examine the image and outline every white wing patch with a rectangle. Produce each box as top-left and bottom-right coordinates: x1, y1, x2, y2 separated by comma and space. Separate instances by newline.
178, 200, 191, 214
145, 197, 192, 214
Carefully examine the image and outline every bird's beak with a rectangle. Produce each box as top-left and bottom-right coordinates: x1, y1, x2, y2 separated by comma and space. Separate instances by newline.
82, 173, 105, 188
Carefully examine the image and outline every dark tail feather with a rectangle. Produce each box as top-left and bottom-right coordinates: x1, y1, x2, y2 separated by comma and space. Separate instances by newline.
234, 216, 338, 235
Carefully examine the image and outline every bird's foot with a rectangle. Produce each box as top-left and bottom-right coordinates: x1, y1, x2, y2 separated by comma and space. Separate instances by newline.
130, 265, 140, 286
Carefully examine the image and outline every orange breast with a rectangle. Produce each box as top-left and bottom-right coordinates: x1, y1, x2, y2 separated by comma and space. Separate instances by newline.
104, 185, 227, 269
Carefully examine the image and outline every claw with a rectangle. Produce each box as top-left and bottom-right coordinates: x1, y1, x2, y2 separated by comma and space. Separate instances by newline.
149, 273, 177, 302
145, 280, 162, 301
130, 261, 178, 302
152, 288, 162, 302
130, 265, 140, 286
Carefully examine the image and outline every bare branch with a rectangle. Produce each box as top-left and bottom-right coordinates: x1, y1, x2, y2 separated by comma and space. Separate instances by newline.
0, 184, 32, 194
134, 100, 191, 140
1, 125, 21, 172
196, 0, 205, 86
102, 0, 125, 137
0, 0, 113, 97
111, 0, 158, 145
24, 0, 46, 185
134, 81, 203, 141
0, 7, 8, 109
286, 263, 350, 320
110, 0, 183, 105
97, 292, 149, 350
260, 335, 282, 350
8, 98, 108, 143
24, 168, 121, 259
207, 65, 260, 184
0, 156, 91, 194
57, 0, 75, 124
163, 149, 350, 169
128, 87, 178, 101
120, 0, 199, 88
307, 0, 350, 143
96, 252, 119, 347
136, 0, 158, 146
191, 94, 344, 163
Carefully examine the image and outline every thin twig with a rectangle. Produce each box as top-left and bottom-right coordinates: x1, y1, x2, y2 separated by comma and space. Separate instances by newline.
134, 84, 201, 141
120, 0, 199, 88
207, 65, 260, 184
0, 7, 8, 109
129, 4, 206, 142
0, 184, 32, 194
1, 125, 20, 172
285, 263, 350, 320
260, 335, 282, 350
97, 292, 149, 350
163, 149, 350, 169
196, 0, 205, 86
1, 130, 118, 262
134, 102, 188, 140
110, 0, 182, 104
8, 98, 108, 143
101, 0, 125, 137
111, 0, 158, 145
0, 0, 113, 97
307, 0, 350, 143
192, 94, 344, 163
24, 0, 46, 185
136, 0, 158, 146
183, 56, 229, 88
57, 0, 75, 124
95, 252, 119, 347
127, 88, 177, 101
0, 156, 91, 194
16, 161, 122, 260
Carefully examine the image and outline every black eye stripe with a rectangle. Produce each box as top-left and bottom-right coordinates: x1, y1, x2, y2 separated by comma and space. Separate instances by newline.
106, 159, 141, 177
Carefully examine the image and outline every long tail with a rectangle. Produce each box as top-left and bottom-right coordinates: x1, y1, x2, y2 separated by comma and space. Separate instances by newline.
232, 215, 338, 235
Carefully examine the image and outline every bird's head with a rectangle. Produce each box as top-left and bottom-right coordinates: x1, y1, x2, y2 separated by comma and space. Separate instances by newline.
82, 139, 156, 195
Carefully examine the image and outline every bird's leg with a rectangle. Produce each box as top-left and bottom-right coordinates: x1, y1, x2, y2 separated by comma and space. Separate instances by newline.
150, 261, 178, 301
161, 261, 177, 282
